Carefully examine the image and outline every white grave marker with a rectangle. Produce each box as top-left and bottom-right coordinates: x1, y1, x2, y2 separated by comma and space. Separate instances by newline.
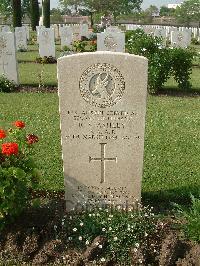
38, 28, 55, 57
0, 32, 18, 83
58, 52, 148, 211
15, 27, 27, 51
97, 32, 125, 52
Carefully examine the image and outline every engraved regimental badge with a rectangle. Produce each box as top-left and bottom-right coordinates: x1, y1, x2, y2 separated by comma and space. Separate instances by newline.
79, 63, 125, 108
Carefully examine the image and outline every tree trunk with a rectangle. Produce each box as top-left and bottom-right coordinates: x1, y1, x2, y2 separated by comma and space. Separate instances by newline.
12, 0, 22, 27
43, 0, 50, 28
30, 0, 40, 31
90, 12, 94, 28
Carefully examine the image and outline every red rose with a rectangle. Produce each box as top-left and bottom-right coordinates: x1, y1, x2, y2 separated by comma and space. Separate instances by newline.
14, 120, 25, 128
26, 134, 39, 144
2, 142, 19, 156
0, 129, 6, 139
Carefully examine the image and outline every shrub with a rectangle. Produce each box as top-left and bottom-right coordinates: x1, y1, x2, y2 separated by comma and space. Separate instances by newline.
175, 195, 200, 243
64, 203, 157, 265
61, 45, 71, 52
191, 38, 200, 45
0, 121, 40, 230
126, 29, 195, 94
72, 40, 88, 52
0, 75, 17, 93
170, 48, 195, 90
88, 32, 97, 41
35, 56, 57, 64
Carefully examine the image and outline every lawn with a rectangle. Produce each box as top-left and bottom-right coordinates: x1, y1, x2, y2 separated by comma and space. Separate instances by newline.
17, 43, 200, 90
0, 41, 200, 205
0, 93, 199, 205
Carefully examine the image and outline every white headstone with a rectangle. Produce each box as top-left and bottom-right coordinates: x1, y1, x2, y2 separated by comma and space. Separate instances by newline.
105, 26, 122, 33
58, 52, 148, 211
15, 27, 27, 51
171, 31, 191, 48
72, 25, 81, 42
60, 26, 73, 49
36, 26, 45, 43
38, 28, 55, 57
0, 32, 18, 83
51, 24, 59, 39
1, 25, 11, 32
97, 32, 125, 52
154, 28, 167, 45
25, 25, 30, 40
80, 24, 89, 38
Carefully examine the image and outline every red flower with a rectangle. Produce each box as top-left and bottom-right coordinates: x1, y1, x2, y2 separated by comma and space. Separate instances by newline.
26, 134, 39, 145
91, 40, 97, 45
2, 142, 19, 156
0, 129, 6, 139
14, 120, 25, 128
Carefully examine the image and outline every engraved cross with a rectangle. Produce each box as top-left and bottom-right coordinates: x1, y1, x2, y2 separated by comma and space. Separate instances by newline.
89, 143, 117, 183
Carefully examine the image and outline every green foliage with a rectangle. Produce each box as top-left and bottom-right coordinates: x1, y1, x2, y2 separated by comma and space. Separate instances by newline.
65, 204, 156, 265
174, 0, 200, 26
126, 29, 195, 93
175, 195, 200, 243
43, 0, 50, 28
30, 0, 40, 31
0, 75, 17, 93
0, 0, 12, 18
0, 123, 40, 230
191, 38, 200, 45
35, 56, 57, 64
50, 8, 64, 24
159, 6, 175, 17
12, 0, 22, 27
72, 40, 87, 52
170, 48, 195, 90
61, 45, 71, 52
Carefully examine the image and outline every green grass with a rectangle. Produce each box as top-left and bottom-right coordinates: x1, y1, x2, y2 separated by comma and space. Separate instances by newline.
19, 62, 57, 86
0, 93, 199, 204
143, 95, 200, 203
165, 67, 200, 91
16, 43, 200, 90
0, 93, 63, 190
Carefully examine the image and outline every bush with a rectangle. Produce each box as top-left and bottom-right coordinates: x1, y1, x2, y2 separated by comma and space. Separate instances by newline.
0, 75, 17, 93
72, 40, 88, 52
126, 29, 195, 94
61, 45, 71, 52
35, 56, 57, 64
64, 203, 157, 265
175, 195, 200, 243
191, 38, 200, 45
0, 121, 40, 230
170, 48, 195, 90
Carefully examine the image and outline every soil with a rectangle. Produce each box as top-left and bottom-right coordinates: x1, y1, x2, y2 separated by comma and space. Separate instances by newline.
15, 85, 200, 97
0, 191, 199, 266
16, 86, 58, 93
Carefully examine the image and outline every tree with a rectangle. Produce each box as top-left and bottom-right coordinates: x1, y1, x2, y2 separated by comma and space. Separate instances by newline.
59, 0, 83, 15
43, 0, 50, 28
84, 0, 142, 21
12, 0, 22, 27
59, 0, 142, 23
30, 0, 40, 30
145, 5, 159, 17
50, 8, 64, 23
159, 6, 175, 17
0, 0, 12, 18
174, 0, 200, 27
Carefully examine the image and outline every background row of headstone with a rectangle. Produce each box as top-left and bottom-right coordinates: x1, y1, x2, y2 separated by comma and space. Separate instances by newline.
0, 23, 199, 85
1, 23, 199, 54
